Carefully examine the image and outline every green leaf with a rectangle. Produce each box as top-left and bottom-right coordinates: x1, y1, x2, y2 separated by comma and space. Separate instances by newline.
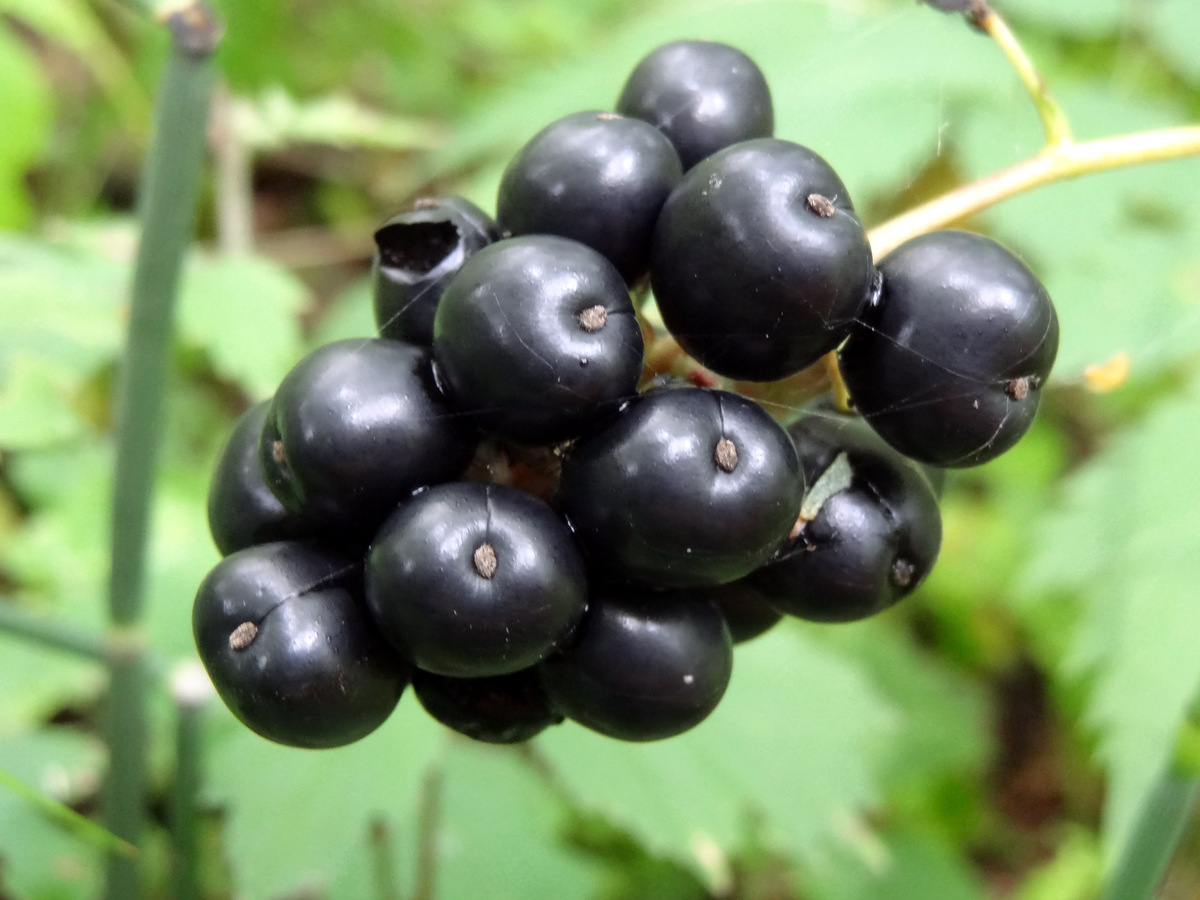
0, 357, 90, 447
1021, 379, 1200, 863
0, 729, 108, 900
1146, 0, 1200, 86
0, 232, 126, 449
308, 277, 376, 349
0, 0, 148, 123
434, 741, 607, 900
0, 27, 51, 228
535, 625, 895, 882
991, 0, 1126, 36
813, 618, 988, 794
205, 698, 442, 900
802, 829, 986, 900
234, 88, 443, 152
956, 89, 1200, 380
176, 253, 309, 398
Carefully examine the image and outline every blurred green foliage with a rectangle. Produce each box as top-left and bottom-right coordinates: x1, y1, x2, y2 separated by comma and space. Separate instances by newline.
0, 0, 1198, 897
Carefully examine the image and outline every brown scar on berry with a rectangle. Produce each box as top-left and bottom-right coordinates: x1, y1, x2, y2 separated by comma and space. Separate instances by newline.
229, 621, 259, 651
714, 438, 739, 473
473, 542, 499, 579
891, 558, 916, 589
271, 439, 286, 466
578, 305, 608, 333
806, 193, 836, 218
1005, 376, 1039, 400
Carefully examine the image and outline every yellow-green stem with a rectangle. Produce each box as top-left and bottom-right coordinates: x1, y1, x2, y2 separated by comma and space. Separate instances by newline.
976, 2, 1073, 148
867, 126, 1200, 258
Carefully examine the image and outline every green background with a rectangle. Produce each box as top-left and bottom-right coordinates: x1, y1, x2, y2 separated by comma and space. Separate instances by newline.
0, 0, 1198, 897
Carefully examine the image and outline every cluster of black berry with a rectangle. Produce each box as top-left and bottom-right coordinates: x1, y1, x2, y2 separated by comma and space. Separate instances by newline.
194, 40, 1059, 750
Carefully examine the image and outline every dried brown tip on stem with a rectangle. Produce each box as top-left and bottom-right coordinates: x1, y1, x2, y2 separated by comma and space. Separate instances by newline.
714, 437, 739, 473
578, 305, 608, 333
1005, 376, 1035, 400
473, 542, 498, 579
806, 193, 836, 218
891, 558, 916, 589
229, 621, 259, 651
788, 513, 806, 542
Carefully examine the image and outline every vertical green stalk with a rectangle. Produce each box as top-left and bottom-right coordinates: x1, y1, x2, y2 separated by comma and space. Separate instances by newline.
1100, 697, 1200, 900
170, 664, 212, 900
103, 5, 220, 899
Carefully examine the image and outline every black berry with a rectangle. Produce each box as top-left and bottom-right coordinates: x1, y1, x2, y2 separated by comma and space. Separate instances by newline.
432, 236, 644, 445
192, 541, 408, 749
838, 230, 1059, 467
745, 412, 943, 623
412, 667, 563, 744
559, 387, 803, 588
616, 40, 773, 171
260, 339, 476, 536
539, 584, 733, 742
651, 138, 875, 381
365, 482, 588, 677
496, 111, 682, 283
207, 401, 321, 555
372, 196, 499, 346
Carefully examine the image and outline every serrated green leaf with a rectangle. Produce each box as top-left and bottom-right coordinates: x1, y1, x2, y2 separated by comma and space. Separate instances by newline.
176, 254, 309, 398
535, 626, 894, 881
1021, 380, 1200, 863
1146, 0, 1200, 86
205, 698, 442, 900
956, 90, 1200, 381
435, 741, 607, 900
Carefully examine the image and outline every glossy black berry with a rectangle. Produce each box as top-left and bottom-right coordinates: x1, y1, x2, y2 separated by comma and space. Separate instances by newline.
207, 401, 321, 555
559, 387, 803, 588
365, 482, 588, 678
651, 138, 875, 381
616, 40, 774, 171
539, 584, 733, 742
693, 581, 784, 643
496, 111, 682, 283
745, 412, 943, 623
839, 230, 1059, 467
373, 196, 500, 346
432, 236, 644, 445
412, 667, 563, 744
192, 541, 408, 749
785, 406, 945, 500
260, 339, 476, 537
